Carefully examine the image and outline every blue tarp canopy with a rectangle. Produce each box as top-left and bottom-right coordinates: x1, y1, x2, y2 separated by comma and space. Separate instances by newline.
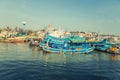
47, 35, 69, 41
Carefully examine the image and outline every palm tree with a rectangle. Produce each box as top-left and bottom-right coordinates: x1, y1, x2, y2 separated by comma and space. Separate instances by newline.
0, 28, 2, 33
6, 26, 12, 32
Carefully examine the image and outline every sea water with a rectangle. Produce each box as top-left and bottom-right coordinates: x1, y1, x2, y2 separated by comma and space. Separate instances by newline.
0, 43, 120, 80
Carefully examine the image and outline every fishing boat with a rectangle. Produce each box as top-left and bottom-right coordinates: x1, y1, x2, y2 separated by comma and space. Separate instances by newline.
86, 39, 107, 46
89, 39, 120, 54
106, 45, 120, 54
41, 35, 93, 54
42, 45, 93, 53
3, 37, 26, 43
29, 38, 41, 47
3, 38, 14, 43
93, 43, 112, 52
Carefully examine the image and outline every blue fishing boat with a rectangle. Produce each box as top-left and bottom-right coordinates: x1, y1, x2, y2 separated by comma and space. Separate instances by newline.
81, 38, 109, 51
41, 35, 93, 54
86, 39, 107, 46
40, 34, 69, 48
93, 43, 112, 52
89, 39, 120, 54
42, 45, 93, 54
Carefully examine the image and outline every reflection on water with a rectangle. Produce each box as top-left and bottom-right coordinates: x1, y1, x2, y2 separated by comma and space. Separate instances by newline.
0, 42, 120, 62
31, 48, 120, 63
1, 43, 120, 80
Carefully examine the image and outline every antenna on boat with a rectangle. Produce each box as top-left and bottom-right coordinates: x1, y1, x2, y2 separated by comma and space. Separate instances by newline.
47, 24, 51, 34
48, 24, 51, 28
97, 29, 100, 41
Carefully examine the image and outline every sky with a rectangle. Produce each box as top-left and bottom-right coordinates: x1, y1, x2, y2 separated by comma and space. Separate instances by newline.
0, 0, 120, 35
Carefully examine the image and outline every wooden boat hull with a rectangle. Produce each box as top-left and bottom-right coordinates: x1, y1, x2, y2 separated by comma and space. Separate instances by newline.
2, 37, 26, 43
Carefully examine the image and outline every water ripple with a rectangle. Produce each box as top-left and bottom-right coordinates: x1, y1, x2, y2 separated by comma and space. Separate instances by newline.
0, 43, 120, 80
